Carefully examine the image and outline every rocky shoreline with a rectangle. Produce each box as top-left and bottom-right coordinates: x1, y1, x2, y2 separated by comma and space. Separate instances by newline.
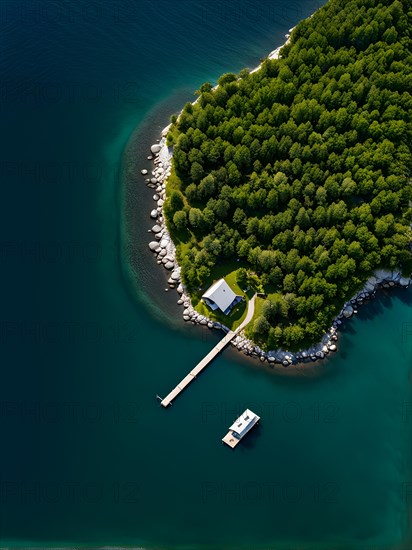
140, 26, 411, 368
142, 137, 411, 368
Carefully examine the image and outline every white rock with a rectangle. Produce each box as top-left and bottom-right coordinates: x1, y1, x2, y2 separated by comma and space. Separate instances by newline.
171, 271, 180, 281
151, 144, 161, 154
141, 169, 148, 175
150, 210, 158, 219
343, 305, 353, 318
160, 239, 169, 249
164, 261, 174, 270
148, 241, 158, 251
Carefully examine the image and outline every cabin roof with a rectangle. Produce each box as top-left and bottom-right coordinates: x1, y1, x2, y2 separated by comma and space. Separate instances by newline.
229, 409, 259, 435
202, 278, 238, 314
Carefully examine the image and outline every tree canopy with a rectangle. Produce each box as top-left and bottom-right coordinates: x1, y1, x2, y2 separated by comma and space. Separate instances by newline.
164, 0, 412, 350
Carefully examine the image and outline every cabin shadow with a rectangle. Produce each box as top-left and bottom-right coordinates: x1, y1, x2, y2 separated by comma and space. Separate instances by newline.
240, 422, 262, 450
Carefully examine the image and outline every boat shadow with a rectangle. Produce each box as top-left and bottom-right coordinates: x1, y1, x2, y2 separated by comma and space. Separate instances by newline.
239, 422, 262, 451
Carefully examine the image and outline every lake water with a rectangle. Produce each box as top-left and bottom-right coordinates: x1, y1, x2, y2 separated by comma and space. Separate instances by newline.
0, 0, 411, 548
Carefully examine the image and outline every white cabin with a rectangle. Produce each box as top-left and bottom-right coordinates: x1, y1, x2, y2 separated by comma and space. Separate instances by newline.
222, 409, 260, 448
202, 278, 242, 315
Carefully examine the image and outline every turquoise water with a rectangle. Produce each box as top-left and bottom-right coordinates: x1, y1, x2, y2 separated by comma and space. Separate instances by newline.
0, 0, 411, 548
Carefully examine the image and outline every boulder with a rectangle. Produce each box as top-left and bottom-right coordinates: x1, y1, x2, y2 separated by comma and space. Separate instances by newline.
164, 261, 174, 270
150, 178, 158, 184
153, 194, 159, 201
159, 239, 169, 248
177, 284, 184, 294
342, 305, 353, 318
148, 241, 159, 251
141, 169, 148, 175
171, 271, 180, 281
150, 210, 158, 219
150, 144, 161, 154
328, 344, 337, 351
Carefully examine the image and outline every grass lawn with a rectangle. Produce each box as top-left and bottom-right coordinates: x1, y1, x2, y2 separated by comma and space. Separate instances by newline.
243, 289, 280, 341
190, 260, 252, 331
243, 295, 265, 340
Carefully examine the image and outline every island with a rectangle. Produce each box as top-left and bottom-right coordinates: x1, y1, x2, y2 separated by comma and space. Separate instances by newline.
145, 0, 411, 363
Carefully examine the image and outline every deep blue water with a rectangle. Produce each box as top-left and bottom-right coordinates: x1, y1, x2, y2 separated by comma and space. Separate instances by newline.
0, 1, 411, 548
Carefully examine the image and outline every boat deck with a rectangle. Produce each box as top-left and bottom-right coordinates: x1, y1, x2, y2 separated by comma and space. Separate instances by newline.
222, 431, 240, 448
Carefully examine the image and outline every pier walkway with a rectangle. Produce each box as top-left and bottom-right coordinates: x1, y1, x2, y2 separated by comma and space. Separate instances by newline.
160, 294, 256, 407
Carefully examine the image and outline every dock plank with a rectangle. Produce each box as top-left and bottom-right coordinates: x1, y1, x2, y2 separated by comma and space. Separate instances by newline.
159, 295, 256, 407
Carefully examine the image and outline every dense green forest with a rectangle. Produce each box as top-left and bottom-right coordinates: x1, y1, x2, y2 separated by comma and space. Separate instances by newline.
164, 0, 412, 350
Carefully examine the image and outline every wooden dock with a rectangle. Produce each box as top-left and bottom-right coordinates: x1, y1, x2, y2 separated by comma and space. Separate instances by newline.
159, 294, 256, 408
